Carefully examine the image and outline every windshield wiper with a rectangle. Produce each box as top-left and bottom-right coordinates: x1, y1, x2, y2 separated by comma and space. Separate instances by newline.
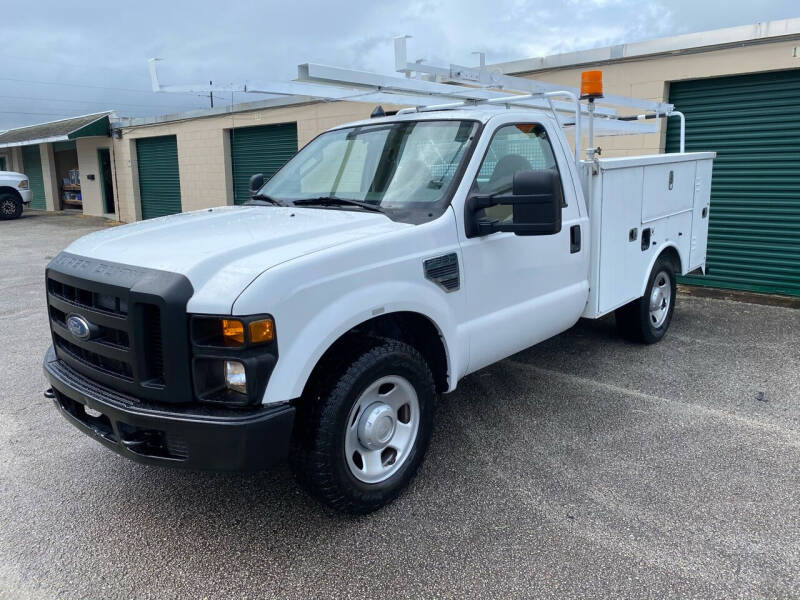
293, 196, 385, 213
245, 193, 286, 206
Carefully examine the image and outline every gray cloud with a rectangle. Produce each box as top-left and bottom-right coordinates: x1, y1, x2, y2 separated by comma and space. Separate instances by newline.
1, 0, 797, 128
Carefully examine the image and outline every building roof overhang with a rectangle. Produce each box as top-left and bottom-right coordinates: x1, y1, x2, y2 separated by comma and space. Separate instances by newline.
0, 112, 112, 148
490, 17, 800, 75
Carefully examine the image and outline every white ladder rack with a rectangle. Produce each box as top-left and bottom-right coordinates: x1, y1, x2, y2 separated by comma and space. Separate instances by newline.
148, 37, 686, 167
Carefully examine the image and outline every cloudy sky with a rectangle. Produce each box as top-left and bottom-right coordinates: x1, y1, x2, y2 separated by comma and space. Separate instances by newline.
1, 0, 797, 129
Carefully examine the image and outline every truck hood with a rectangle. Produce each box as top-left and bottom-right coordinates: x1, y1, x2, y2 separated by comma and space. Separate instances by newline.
66, 205, 408, 313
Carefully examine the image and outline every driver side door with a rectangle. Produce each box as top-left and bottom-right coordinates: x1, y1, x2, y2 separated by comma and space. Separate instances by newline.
458, 120, 589, 374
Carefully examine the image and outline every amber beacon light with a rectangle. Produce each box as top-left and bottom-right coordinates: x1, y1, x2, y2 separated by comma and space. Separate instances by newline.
580, 70, 604, 100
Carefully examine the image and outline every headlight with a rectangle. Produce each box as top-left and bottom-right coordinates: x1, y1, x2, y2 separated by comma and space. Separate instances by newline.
17, 180, 28, 189
193, 316, 275, 347
221, 319, 245, 346
190, 314, 278, 407
224, 360, 247, 394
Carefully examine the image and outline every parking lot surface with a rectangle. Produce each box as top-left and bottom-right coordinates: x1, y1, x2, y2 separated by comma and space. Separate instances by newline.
1, 211, 798, 599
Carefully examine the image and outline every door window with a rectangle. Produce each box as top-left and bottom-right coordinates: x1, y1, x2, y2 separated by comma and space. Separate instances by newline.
474, 123, 561, 222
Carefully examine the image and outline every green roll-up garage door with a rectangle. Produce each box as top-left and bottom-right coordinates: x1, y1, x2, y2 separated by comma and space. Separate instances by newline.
136, 135, 182, 220
230, 123, 297, 204
666, 70, 800, 297
21, 145, 45, 210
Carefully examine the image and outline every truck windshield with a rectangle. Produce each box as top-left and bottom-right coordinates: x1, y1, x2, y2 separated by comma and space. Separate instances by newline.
258, 119, 480, 224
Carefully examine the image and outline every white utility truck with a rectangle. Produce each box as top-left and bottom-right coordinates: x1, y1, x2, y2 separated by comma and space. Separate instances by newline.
43, 48, 714, 513
0, 170, 32, 220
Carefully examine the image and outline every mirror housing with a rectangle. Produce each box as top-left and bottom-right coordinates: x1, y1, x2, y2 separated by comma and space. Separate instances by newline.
465, 169, 562, 238
249, 173, 265, 198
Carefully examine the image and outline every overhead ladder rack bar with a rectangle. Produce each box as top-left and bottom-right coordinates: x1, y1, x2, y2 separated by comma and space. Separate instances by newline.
147, 38, 686, 167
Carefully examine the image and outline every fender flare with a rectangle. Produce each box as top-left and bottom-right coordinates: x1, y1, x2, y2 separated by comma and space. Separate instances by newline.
639, 241, 683, 297
262, 281, 461, 404
0, 186, 23, 201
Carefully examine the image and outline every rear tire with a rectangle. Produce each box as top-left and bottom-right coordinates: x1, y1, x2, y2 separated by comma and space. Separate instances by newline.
615, 255, 676, 344
0, 193, 22, 220
290, 339, 436, 514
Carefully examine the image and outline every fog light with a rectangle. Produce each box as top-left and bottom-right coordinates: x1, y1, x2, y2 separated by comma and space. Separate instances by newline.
224, 360, 246, 394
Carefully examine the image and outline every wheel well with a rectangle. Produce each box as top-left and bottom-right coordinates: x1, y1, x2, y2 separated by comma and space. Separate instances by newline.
302, 312, 449, 399
658, 245, 682, 275
0, 187, 22, 201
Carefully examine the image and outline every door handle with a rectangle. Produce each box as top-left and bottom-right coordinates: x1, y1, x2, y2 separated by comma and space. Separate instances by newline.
570, 225, 581, 253
641, 227, 652, 251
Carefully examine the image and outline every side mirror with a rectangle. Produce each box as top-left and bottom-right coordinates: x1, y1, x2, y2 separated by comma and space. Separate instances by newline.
249, 173, 264, 198
465, 169, 562, 238
510, 170, 562, 233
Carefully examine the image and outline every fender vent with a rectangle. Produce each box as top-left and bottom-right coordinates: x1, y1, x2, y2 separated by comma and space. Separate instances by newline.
424, 253, 460, 292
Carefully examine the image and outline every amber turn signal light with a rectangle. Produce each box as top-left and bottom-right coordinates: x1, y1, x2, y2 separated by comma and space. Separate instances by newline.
580, 70, 603, 100
248, 318, 275, 344
221, 319, 245, 346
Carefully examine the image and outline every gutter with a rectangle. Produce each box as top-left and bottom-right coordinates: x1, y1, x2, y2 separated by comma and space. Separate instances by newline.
111, 95, 323, 130
490, 17, 800, 75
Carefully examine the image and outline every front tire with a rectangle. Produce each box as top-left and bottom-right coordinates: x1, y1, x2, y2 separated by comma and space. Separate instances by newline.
615, 255, 676, 344
290, 339, 436, 514
0, 193, 22, 220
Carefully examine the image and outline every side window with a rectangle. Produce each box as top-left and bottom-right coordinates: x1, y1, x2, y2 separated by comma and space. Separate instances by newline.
474, 123, 561, 222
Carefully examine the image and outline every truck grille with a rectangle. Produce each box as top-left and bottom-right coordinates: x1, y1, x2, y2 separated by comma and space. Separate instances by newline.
45, 253, 193, 404
54, 334, 134, 380
48, 278, 128, 316
143, 304, 165, 385
47, 276, 162, 385
49, 305, 130, 348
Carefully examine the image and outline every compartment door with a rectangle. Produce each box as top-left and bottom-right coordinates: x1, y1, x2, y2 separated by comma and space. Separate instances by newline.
597, 166, 645, 314
641, 161, 696, 222
689, 159, 712, 271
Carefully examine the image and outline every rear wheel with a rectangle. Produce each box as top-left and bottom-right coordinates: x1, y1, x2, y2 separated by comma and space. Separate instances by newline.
290, 339, 436, 514
615, 255, 676, 344
0, 193, 22, 220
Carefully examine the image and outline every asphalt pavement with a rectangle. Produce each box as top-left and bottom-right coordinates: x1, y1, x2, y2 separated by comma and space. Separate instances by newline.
1, 210, 798, 599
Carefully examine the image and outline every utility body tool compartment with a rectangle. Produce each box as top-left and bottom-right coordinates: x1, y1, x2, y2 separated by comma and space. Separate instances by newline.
583, 152, 715, 318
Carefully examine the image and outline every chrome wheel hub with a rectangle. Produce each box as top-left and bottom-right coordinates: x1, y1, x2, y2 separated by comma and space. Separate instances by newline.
357, 403, 396, 450
1, 200, 15, 215
649, 270, 672, 328
345, 375, 420, 484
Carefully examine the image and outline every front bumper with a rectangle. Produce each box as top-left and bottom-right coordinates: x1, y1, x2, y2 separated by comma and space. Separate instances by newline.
19, 189, 32, 205
43, 346, 295, 471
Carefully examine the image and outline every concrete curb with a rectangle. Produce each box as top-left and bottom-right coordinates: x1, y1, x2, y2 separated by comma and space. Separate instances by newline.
678, 284, 800, 309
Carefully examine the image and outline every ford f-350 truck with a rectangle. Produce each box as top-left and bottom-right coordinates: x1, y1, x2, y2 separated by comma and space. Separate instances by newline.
43, 88, 714, 513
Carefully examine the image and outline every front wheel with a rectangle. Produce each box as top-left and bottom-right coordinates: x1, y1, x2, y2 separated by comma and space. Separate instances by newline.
615, 256, 677, 344
0, 193, 22, 220
290, 339, 436, 514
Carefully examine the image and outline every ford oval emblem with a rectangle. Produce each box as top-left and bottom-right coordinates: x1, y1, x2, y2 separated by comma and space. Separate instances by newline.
66, 314, 92, 341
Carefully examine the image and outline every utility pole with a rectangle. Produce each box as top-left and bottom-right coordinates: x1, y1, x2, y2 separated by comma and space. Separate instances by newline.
209, 81, 214, 108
